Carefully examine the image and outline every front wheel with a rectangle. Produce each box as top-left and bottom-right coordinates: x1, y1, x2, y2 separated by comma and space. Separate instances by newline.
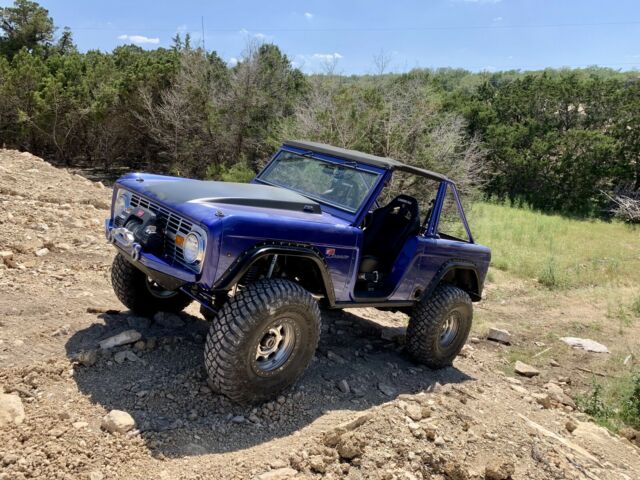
204, 279, 321, 404
406, 284, 472, 369
110, 253, 192, 316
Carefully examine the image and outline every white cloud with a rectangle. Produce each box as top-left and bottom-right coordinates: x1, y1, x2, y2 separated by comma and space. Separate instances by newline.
456, 0, 502, 3
304, 12, 313, 20
238, 28, 272, 41
117, 34, 160, 45
493, 16, 503, 21
312, 52, 343, 61
228, 57, 238, 66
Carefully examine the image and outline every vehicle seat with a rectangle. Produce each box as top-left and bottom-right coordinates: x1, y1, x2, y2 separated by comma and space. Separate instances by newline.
359, 194, 420, 274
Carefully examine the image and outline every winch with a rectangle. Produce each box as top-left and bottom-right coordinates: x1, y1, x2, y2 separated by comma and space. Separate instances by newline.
112, 207, 164, 256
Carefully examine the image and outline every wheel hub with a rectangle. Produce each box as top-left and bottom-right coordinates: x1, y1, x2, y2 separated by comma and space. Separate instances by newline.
440, 311, 461, 347
255, 323, 296, 372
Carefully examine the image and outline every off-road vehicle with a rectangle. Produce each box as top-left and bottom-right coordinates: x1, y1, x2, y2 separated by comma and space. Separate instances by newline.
105, 140, 491, 403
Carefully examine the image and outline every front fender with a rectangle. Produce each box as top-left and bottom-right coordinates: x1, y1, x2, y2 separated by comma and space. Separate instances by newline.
211, 242, 336, 305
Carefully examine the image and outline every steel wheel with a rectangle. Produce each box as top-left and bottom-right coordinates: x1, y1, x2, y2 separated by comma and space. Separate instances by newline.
439, 310, 461, 347
254, 322, 296, 373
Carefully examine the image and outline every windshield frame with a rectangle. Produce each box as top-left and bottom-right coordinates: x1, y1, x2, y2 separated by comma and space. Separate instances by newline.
255, 146, 386, 221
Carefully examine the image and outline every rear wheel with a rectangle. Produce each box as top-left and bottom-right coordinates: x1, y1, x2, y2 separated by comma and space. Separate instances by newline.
110, 253, 192, 316
204, 279, 321, 404
406, 284, 472, 368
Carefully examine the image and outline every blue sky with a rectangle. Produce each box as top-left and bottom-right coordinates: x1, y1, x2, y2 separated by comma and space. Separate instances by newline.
4, 0, 639, 73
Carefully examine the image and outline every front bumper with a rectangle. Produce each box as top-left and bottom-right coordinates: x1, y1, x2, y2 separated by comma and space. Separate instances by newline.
105, 219, 196, 290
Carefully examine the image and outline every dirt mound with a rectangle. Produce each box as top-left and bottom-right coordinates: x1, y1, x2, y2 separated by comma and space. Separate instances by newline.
0, 149, 638, 479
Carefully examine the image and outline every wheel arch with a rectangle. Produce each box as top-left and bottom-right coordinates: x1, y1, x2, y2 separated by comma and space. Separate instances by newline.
422, 260, 482, 302
212, 243, 336, 306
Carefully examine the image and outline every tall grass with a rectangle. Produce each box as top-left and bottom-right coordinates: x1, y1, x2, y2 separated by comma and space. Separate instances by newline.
468, 202, 640, 289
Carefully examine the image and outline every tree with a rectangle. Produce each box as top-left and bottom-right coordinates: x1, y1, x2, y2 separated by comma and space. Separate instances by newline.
0, 0, 54, 59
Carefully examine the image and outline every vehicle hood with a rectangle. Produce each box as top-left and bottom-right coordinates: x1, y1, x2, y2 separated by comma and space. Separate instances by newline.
120, 174, 321, 214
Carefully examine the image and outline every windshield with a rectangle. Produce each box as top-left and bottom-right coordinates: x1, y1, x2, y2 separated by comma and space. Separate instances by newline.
259, 151, 381, 213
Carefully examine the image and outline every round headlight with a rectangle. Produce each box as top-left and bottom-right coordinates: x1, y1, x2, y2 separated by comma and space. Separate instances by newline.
183, 232, 204, 264
114, 190, 130, 217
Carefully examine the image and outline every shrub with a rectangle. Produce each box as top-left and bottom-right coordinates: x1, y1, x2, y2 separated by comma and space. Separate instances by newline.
621, 374, 640, 429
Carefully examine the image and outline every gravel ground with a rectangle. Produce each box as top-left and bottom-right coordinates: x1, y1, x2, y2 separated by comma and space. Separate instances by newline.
1, 149, 639, 480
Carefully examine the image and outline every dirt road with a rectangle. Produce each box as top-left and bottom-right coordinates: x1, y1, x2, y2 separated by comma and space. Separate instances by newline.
1, 150, 638, 479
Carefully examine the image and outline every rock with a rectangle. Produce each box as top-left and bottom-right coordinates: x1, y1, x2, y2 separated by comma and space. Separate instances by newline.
255, 468, 298, 480
56, 242, 73, 251
133, 340, 146, 351
114, 350, 139, 364
380, 326, 406, 344
405, 403, 423, 421
153, 311, 184, 328
337, 432, 364, 459
549, 359, 560, 367
51, 324, 71, 337
337, 379, 350, 394
101, 410, 135, 434
487, 328, 511, 344
0, 393, 25, 426
544, 382, 576, 408
73, 349, 98, 367
0, 251, 13, 259
72, 421, 89, 429
99, 330, 142, 349
309, 455, 327, 473
269, 459, 288, 469
378, 382, 396, 396
434, 436, 446, 446
231, 415, 245, 424
34, 247, 49, 257
510, 384, 529, 395
127, 316, 151, 330
327, 350, 345, 363
2, 453, 19, 465
532, 393, 552, 409
88, 471, 104, 480
424, 425, 438, 441
514, 361, 540, 377
560, 337, 609, 353
565, 420, 578, 433
485, 460, 515, 480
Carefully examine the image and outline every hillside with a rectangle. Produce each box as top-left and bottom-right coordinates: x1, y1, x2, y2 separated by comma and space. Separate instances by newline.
0, 149, 639, 480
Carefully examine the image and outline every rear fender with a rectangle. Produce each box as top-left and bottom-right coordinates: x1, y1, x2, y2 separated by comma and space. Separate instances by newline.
421, 260, 482, 302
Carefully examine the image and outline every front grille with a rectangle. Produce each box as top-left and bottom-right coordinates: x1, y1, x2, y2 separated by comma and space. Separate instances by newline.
129, 193, 201, 273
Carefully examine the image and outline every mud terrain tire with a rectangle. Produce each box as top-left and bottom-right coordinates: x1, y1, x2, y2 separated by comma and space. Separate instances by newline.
407, 284, 472, 368
204, 279, 321, 404
110, 253, 192, 316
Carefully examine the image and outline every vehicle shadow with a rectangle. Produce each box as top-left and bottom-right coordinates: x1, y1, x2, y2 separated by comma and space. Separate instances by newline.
65, 307, 474, 458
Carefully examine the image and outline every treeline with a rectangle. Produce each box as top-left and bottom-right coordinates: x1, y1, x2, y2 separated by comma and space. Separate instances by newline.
0, 0, 639, 217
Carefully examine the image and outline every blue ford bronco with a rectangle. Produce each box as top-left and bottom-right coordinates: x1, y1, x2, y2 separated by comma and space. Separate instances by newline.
106, 140, 491, 403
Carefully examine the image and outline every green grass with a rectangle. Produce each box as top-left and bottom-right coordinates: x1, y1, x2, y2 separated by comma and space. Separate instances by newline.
576, 372, 640, 432
469, 202, 640, 289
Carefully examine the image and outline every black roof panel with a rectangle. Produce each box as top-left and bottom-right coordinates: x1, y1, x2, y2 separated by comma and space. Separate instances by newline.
283, 140, 447, 181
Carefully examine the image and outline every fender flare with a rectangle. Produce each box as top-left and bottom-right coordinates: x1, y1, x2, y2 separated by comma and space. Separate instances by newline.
421, 259, 482, 302
212, 242, 336, 305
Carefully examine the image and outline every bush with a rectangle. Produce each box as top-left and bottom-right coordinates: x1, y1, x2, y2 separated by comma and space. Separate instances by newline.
577, 373, 640, 432
621, 374, 640, 429
205, 162, 255, 183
